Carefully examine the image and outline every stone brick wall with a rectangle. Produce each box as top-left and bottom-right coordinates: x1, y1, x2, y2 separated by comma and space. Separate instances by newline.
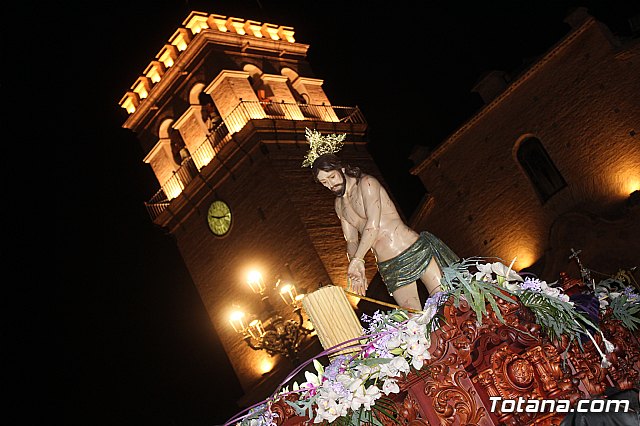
169, 151, 328, 393
412, 17, 640, 278
162, 128, 387, 397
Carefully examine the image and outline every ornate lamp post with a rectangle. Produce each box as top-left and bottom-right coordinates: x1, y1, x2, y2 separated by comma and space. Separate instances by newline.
228, 269, 312, 363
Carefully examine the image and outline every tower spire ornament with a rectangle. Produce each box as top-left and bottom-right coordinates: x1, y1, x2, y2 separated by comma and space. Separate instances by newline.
301, 128, 347, 167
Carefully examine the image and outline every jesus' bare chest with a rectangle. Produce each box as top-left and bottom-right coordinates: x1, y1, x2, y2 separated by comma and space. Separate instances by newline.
337, 192, 367, 231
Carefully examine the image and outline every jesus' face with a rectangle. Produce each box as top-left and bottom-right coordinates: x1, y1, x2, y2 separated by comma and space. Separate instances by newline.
316, 169, 346, 197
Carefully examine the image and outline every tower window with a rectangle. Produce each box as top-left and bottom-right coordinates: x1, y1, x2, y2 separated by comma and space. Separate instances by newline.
516, 137, 567, 203
169, 127, 188, 166
198, 92, 221, 131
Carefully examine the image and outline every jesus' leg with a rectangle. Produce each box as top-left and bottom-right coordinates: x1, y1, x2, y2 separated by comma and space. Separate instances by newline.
420, 257, 444, 296
392, 281, 422, 311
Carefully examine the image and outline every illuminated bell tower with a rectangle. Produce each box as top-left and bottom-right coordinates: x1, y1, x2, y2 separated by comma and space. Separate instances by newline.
118, 11, 387, 406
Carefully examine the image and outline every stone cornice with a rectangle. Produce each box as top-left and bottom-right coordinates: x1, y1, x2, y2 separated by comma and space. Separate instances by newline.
121, 12, 308, 130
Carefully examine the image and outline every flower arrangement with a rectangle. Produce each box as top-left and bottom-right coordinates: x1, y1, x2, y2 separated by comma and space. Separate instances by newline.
439, 257, 601, 346
595, 277, 640, 331
226, 298, 447, 426
225, 258, 634, 426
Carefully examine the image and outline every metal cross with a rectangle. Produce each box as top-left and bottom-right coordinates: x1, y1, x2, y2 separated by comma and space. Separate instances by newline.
569, 248, 594, 291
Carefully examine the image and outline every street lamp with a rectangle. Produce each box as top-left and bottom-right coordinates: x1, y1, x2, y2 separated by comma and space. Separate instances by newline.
228, 269, 313, 363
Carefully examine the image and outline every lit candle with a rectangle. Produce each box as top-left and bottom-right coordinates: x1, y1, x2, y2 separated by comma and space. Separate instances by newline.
279, 283, 298, 305
247, 270, 266, 294
248, 319, 265, 339
229, 310, 247, 333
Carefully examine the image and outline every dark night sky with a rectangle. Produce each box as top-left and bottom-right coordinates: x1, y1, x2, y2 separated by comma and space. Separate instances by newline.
54, 1, 638, 425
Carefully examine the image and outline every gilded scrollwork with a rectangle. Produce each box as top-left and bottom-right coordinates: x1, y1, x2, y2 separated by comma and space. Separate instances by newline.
270, 279, 639, 425
599, 319, 640, 390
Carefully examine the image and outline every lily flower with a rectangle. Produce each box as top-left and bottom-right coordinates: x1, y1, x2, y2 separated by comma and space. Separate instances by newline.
315, 396, 347, 423
474, 262, 494, 282
491, 261, 523, 282
350, 384, 381, 411
382, 378, 400, 395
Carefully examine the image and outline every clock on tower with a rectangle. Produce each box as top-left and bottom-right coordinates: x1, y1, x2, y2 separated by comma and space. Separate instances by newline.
207, 200, 232, 236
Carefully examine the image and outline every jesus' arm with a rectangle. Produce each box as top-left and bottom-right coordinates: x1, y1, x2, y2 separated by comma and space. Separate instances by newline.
346, 175, 382, 295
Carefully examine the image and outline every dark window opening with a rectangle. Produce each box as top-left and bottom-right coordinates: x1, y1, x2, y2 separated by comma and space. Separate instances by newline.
169, 127, 188, 166
517, 137, 567, 203
198, 92, 221, 131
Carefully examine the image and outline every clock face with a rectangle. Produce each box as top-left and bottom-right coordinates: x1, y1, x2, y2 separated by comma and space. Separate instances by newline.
207, 200, 232, 236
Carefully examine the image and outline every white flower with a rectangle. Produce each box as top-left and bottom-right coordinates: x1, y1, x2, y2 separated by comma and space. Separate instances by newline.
304, 370, 321, 386
503, 282, 521, 292
350, 384, 381, 411
354, 364, 379, 381
599, 298, 609, 309
381, 378, 400, 395
300, 370, 321, 396
385, 334, 403, 350
411, 353, 429, 370
558, 293, 571, 303
346, 377, 364, 393
407, 340, 427, 358
404, 319, 423, 335
475, 262, 494, 282
315, 396, 346, 423
491, 262, 523, 282
379, 356, 410, 377
415, 303, 438, 325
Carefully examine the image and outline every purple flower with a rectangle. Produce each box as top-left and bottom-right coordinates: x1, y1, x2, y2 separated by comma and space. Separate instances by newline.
521, 277, 542, 292
363, 343, 376, 358
425, 291, 446, 308
622, 286, 639, 300
328, 380, 350, 399
324, 355, 349, 381
361, 311, 387, 334
246, 403, 278, 426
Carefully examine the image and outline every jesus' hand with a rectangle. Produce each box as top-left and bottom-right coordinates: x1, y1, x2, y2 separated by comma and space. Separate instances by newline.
347, 258, 367, 295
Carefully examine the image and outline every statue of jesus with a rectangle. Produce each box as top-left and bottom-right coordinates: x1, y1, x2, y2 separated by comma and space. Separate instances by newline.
303, 129, 459, 311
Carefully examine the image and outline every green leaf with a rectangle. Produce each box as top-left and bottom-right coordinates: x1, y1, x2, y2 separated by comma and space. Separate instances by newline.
370, 413, 384, 426
284, 399, 305, 416
313, 359, 325, 376
358, 357, 394, 366
486, 293, 504, 324
390, 347, 404, 355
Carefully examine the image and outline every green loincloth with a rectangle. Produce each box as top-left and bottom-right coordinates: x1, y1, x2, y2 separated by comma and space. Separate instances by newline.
377, 231, 460, 295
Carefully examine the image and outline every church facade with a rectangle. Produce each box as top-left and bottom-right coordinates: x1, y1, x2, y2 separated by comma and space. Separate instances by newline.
409, 8, 639, 282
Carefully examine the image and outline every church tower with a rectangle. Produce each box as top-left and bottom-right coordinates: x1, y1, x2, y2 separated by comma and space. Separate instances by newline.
119, 10, 385, 406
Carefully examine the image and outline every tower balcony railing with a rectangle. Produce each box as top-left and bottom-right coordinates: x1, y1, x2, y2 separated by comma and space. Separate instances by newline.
144, 101, 366, 220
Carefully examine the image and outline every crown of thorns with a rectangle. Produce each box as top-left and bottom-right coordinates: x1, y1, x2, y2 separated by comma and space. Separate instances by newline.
301, 128, 347, 167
